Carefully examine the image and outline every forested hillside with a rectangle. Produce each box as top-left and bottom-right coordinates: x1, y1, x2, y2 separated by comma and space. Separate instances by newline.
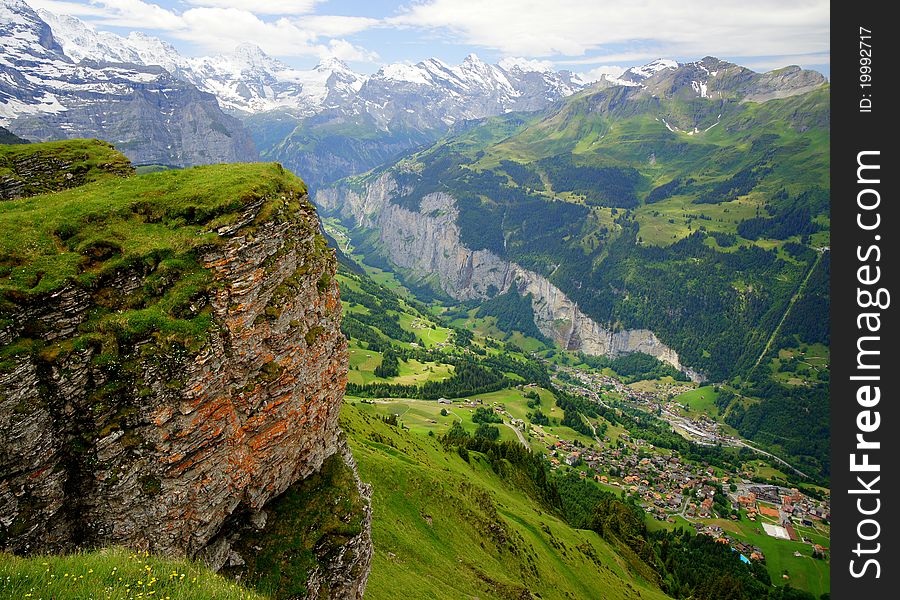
322, 66, 830, 478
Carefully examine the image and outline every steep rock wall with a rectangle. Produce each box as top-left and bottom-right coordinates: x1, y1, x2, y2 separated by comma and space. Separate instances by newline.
0, 174, 371, 595
318, 174, 703, 381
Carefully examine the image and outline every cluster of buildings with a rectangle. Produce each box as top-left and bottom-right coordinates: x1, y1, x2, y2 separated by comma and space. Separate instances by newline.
510, 369, 833, 565
694, 524, 767, 562
555, 366, 740, 446
732, 484, 830, 534
534, 424, 729, 518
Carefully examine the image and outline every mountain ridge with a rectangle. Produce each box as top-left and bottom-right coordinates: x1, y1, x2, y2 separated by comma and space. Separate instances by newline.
4, 2, 826, 191
317, 66, 828, 380
0, 0, 257, 167
34, 6, 589, 119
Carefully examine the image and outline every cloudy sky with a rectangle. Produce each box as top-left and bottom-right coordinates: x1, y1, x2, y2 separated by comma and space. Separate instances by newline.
26, 0, 830, 77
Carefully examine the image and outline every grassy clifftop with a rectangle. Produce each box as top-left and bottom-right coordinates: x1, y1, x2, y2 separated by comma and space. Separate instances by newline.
0, 158, 306, 297
0, 140, 314, 370
0, 547, 265, 599
0, 139, 133, 199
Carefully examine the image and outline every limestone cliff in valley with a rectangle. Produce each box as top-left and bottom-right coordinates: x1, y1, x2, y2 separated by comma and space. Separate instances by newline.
0, 141, 371, 598
317, 173, 703, 382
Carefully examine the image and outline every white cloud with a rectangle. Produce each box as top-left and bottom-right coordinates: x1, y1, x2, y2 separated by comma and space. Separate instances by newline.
26, 0, 109, 17
88, 0, 185, 30
183, 0, 320, 14
298, 15, 380, 38
171, 8, 378, 60
579, 65, 627, 82
554, 52, 673, 66
738, 54, 831, 73
390, 0, 829, 60
26, 0, 380, 62
325, 38, 379, 62
177, 7, 315, 55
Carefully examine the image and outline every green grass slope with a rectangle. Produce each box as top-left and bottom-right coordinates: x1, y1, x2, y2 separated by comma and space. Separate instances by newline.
1, 159, 315, 369
341, 403, 672, 600
0, 547, 265, 600
1, 139, 133, 200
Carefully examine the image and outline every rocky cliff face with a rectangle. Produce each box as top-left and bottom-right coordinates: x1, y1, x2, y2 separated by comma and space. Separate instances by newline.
317, 174, 703, 382
0, 151, 370, 596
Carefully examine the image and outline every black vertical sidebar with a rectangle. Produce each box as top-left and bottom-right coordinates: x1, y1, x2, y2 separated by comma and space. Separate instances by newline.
830, 2, 898, 598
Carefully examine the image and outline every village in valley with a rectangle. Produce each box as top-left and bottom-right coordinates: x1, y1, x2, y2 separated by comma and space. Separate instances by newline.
532, 411, 830, 565
505, 365, 831, 577
360, 358, 832, 588
334, 250, 831, 594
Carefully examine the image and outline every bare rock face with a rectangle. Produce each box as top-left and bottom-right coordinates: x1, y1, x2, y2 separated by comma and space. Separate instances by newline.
318, 175, 704, 382
0, 171, 370, 597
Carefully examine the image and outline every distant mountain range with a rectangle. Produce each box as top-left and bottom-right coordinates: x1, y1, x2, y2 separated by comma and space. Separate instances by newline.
0, 0, 827, 184
0, 0, 256, 166
37, 7, 589, 119
2, 0, 593, 173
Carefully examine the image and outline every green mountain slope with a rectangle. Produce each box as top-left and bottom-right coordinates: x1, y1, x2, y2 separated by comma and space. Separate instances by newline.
324, 68, 830, 478
333, 85, 830, 383
332, 244, 827, 599
0, 126, 27, 145
342, 403, 672, 600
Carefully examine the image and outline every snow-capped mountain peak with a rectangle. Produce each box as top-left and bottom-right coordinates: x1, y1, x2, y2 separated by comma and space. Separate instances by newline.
229, 42, 280, 70
9, 3, 591, 119
315, 56, 351, 73
123, 32, 183, 73
622, 58, 679, 82
378, 62, 431, 85
462, 52, 485, 66
37, 8, 184, 73
1, 0, 254, 165
497, 56, 554, 74
1, 0, 65, 58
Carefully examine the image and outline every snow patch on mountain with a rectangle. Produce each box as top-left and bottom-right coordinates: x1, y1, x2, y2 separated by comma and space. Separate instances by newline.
380, 63, 432, 85
498, 56, 554, 73
690, 80, 709, 98
625, 58, 678, 80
